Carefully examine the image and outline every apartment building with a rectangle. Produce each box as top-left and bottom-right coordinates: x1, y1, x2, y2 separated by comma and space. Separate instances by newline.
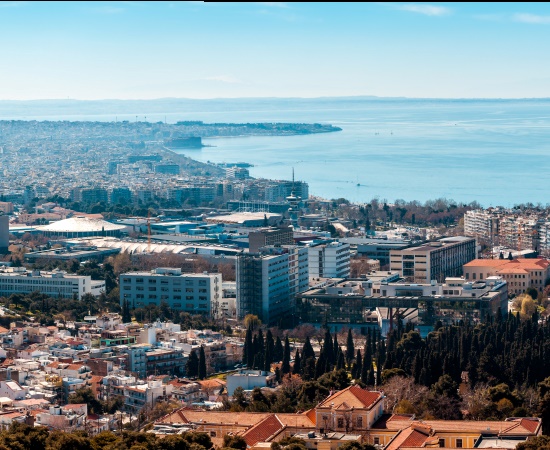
390, 236, 477, 283
308, 241, 351, 279
119, 268, 221, 316
463, 258, 550, 295
0, 267, 104, 300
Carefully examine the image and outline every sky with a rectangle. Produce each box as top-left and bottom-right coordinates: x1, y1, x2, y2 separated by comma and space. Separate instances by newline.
1, 1, 550, 100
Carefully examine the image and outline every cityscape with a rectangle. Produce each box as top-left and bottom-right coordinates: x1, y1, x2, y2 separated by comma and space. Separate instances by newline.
0, 2, 549, 450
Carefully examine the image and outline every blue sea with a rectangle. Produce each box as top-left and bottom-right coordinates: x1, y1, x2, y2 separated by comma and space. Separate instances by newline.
2, 97, 550, 207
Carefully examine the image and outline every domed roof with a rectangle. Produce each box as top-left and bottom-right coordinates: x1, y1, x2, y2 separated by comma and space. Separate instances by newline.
37, 217, 126, 233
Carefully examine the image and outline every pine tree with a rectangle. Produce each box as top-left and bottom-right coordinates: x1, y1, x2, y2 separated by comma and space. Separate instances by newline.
345, 329, 355, 364
198, 346, 207, 380
282, 336, 291, 374
186, 349, 199, 378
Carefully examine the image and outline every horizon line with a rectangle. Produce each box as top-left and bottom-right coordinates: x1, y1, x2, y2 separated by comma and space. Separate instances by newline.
1, 95, 550, 102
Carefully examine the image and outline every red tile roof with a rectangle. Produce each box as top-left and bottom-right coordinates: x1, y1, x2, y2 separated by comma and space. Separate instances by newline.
242, 414, 284, 446
317, 385, 381, 409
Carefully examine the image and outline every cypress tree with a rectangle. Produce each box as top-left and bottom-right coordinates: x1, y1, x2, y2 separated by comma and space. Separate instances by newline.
198, 346, 207, 380
293, 350, 301, 375
122, 299, 131, 323
264, 329, 275, 372
346, 329, 355, 364
282, 335, 291, 374
244, 327, 253, 367
322, 329, 334, 368
186, 349, 199, 378
355, 349, 362, 380
315, 351, 327, 378
333, 333, 339, 365
302, 336, 315, 360
274, 336, 284, 362
337, 349, 345, 370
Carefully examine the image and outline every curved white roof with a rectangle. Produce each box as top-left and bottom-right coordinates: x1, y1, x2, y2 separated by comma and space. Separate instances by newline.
37, 217, 126, 233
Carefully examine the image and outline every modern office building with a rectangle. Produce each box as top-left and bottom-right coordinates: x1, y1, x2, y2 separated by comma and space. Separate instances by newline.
236, 253, 289, 325
0, 267, 104, 299
308, 241, 351, 279
119, 268, 221, 316
236, 245, 309, 325
390, 236, 477, 283
296, 275, 507, 333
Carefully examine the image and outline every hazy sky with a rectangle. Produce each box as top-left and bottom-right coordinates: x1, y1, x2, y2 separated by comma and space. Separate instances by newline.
2, 1, 550, 100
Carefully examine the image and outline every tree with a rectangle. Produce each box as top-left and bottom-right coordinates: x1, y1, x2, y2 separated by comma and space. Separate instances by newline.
198, 346, 207, 380
68, 387, 103, 414
122, 299, 132, 323
223, 435, 247, 450
282, 336, 291, 375
274, 336, 284, 363
345, 329, 355, 364
244, 314, 261, 331
186, 350, 199, 378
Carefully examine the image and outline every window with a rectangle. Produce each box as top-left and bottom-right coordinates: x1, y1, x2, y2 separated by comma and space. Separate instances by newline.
456, 439, 463, 448
210, 431, 216, 437
357, 416, 363, 428
374, 438, 380, 445
439, 439, 445, 447
337, 418, 344, 428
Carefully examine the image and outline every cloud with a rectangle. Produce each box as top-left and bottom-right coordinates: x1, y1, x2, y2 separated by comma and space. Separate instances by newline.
513, 13, 550, 24
205, 75, 242, 84
0, 1, 28, 7
395, 3, 452, 16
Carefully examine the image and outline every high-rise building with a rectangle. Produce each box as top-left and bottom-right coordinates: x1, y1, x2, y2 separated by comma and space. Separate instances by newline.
236, 244, 309, 325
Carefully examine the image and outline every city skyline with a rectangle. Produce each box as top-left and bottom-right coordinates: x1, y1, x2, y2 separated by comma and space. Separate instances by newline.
1, 1, 550, 100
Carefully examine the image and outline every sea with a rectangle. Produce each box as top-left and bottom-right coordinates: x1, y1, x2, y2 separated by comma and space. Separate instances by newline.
2, 97, 550, 207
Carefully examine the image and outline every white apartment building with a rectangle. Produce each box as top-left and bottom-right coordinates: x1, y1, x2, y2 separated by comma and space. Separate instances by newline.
0, 267, 103, 300
308, 241, 351, 279
119, 268, 222, 317
464, 210, 500, 242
